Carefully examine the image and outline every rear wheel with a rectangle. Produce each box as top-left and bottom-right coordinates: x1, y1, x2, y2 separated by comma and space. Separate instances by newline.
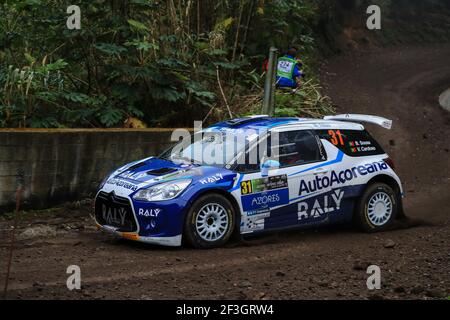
355, 183, 398, 232
184, 194, 235, 249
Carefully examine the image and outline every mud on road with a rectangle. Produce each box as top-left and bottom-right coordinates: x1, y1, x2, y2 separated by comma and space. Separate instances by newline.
1, 45, 449, 300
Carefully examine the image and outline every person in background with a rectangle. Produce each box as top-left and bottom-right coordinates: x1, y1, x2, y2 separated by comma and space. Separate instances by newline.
276, 47, 303, 89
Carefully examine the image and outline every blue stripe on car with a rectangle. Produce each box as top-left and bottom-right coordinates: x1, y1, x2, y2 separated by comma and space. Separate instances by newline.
229, 173, 244, 192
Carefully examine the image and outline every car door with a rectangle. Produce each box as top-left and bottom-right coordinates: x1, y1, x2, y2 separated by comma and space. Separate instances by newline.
264, 127, 331, 228
236, 127, 329, 233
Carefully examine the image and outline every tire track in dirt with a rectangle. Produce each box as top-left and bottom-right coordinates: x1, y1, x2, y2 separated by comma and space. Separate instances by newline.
5, 239, 312, 291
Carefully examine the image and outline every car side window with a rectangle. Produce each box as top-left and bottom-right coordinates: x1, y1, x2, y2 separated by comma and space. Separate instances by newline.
233, 130, 326, 173
316, 129, 385, 157
270, 130, 325, 167
233, 135, 268, 173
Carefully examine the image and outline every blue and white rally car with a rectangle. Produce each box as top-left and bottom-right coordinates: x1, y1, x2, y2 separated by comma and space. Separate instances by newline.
94, 114, 405, 248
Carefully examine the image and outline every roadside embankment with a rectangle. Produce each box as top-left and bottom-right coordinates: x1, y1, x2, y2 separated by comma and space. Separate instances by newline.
0, 129, 176, 212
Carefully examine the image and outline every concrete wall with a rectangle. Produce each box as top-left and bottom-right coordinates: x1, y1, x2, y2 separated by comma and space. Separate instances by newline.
0, 129, 178, 212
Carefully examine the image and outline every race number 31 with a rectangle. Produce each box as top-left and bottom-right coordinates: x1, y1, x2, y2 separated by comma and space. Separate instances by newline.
241, 180, 253, 195
328, 130, 344, 146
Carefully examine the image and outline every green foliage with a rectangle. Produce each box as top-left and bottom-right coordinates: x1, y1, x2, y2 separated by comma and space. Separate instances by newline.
98, 107, 123, 127
273, 80, 334, 118
0, 0, 330, 128
94, 43, 128, 56
238, 77, 334, 120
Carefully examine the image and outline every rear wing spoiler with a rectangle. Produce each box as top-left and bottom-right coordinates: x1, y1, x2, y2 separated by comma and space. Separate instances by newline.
323, 114, 393, 130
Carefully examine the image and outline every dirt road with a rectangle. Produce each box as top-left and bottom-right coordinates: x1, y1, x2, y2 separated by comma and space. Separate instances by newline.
1, 45, 449, 300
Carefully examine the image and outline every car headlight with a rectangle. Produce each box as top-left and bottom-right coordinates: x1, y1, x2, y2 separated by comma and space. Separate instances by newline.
133, 179, 192, 202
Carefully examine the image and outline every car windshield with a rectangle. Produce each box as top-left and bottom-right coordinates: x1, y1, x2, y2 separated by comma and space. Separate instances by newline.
160, 128, 260, 167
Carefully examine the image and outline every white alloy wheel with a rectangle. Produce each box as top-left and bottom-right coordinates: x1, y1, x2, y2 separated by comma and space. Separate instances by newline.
367, 191, 393, 226
195, 203, 229, 242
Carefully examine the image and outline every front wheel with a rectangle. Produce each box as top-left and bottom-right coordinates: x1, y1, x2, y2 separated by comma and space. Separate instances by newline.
184, 194, 235, 249
354, 183, 398, 232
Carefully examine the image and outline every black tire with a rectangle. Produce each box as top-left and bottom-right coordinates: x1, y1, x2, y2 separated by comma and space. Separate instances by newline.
184, 194, 235, 249
354, 183, 398, 232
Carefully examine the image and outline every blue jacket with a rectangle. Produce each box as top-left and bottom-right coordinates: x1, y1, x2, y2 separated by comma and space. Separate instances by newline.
276, 55, 302, 88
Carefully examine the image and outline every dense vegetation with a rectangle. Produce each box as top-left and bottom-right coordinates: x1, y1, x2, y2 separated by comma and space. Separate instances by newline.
0, 0, 335, 128
1, 0, 449, 128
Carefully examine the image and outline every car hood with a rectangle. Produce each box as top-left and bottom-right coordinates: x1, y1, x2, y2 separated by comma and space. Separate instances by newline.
101, 157, 237, 197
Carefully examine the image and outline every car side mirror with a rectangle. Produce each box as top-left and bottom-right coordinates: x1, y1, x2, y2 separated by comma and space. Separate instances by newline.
261, 159, 280, 177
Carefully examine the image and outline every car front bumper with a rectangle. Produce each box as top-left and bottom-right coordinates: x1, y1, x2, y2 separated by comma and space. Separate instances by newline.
94, 190, 187, 247
96, 223, 182, 246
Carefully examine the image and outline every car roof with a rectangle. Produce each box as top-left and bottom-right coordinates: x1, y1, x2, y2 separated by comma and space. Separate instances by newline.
208, 116, 364, 131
